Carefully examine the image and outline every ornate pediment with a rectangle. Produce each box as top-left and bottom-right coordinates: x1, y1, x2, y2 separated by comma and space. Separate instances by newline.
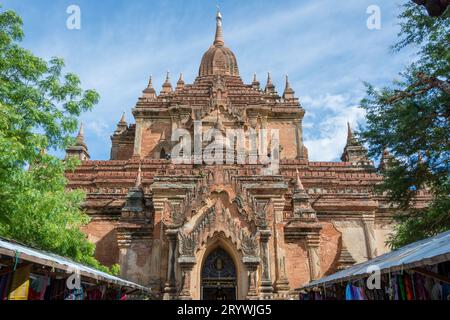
178, 196, 259, 258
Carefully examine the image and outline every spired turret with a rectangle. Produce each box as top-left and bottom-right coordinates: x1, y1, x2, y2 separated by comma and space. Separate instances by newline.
283, 75, 296, 101
114, 112, 128, 135
161, 72, 173, 95
198, 11, 239, 77
142, 76, 157, 100
341, 122, 372, 166
65, 123, 90, 161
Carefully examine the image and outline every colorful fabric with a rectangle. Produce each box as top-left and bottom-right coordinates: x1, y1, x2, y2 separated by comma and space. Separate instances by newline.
0, 273, 12, 300
8, 265, 31, 300
345, 284, 353, 300
352, 286, 365, 300
397, 275, 406, 300
413, 274, 428, 300
65, 286, 85, 300
431, 282, 443, 300
28, 275, 49, 300
404, 274, 414, 300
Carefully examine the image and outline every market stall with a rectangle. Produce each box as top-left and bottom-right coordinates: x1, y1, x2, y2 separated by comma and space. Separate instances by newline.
0, 237, 152, 300
297, 230, 450, 300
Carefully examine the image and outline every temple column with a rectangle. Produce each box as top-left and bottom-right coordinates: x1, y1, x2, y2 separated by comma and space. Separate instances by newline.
178, 256, 196, 300
259, 229, 273, 295
133, 118, 143, 158
243, 256, 260, 299
362, 214, 377, 259
272, 198, 290, 293
295, 120, 303, 159
306, 234, 321, 281
163, 229, 178, 300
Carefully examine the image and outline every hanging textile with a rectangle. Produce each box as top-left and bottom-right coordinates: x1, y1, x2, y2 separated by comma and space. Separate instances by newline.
0, 272, 12, 300
345, 284, 353, 300
404, 273, 414, 300
28, 275, 49, 300
65, 286, 85, 300
352, 285, 365, 300
397, 274, 406, 300
8, 264, 31, 300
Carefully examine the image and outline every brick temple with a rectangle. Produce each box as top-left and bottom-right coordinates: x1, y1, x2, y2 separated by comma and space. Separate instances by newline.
65, 12, 428, 300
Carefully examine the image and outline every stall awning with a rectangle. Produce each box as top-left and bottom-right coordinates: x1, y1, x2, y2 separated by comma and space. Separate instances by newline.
299, 230, 450, 290
0, 237, 150, 293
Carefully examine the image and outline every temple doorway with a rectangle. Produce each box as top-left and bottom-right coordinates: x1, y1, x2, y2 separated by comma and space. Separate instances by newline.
201, 247, 237, 300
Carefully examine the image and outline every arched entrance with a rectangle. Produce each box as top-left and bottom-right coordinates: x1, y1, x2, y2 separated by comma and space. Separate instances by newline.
201, 247, 237, 300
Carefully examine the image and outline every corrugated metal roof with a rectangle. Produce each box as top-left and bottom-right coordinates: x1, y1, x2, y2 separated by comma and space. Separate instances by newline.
0, 237, 150, 292
299, 230, 450, 290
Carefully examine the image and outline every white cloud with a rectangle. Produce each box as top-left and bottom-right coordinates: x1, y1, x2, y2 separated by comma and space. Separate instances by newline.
86, 120, 110, 138
302, 94, 366, 161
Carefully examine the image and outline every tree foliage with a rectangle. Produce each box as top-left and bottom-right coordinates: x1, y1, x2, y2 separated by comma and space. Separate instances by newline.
359, 3, 449, 248
0, 6, 118, 274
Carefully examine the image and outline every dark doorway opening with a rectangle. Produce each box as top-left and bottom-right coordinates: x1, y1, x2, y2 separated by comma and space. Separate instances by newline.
201, 247, 237, 300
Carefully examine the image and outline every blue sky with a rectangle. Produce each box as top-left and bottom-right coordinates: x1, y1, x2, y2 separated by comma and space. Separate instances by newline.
2, 0, 416, 161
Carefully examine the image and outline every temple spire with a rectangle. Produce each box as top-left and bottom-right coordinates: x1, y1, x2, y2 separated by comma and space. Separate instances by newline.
214, 10, 224, 46
161, 71, 173, 94
341, 122, 371, 165
292, 169, 317, 219
252, 73, 260, 90
265, 72, 276, 94
119, 112, 126, 124
65, 122, 90, 161
135, 163, 142, 188
176, 73, 185, 90
115, 112, 128, 135
142, 75, 157, 99
283, 74, 295, 100
347, 122, 354, 141
295, 169, 305, 191
76, 122, 85, 146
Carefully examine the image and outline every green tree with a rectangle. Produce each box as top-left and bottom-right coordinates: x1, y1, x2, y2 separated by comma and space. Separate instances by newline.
359, 2, 449, 248
0, 6, 117, 274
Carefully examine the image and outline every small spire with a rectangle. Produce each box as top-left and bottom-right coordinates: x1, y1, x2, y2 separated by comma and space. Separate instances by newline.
380, 148, 394, 172
114, 112, 127, 135
135, 163, 142, 188
295, 169, 305, 191
76, 122, 85, 146
267, 72, 273, 86
165, 71, 170, 83
160, 130, 166, 141
265, 72, 276, 94
176, 73, 185, 90
143, 75, 157, 99
252, 73, 260, 90
161, 71, 173, 94
148, 75, 154, 87
214, 10, 224, 46
347, 122, 354, 141
78, 122, 84, 138
283, 74, 295, 100
119, 112, 126, 124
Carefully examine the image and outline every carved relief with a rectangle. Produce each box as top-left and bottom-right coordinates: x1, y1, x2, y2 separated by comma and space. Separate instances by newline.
163, 202, 186, 228
178, 197, 258, 258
